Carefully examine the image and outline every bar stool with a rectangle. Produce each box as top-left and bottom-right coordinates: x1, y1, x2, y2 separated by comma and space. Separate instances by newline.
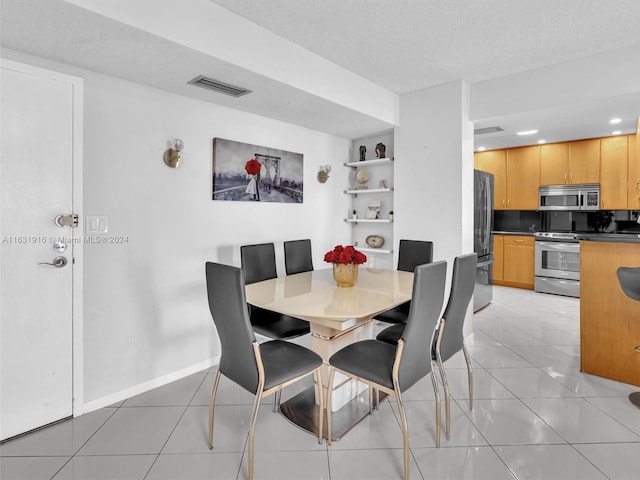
616, 266, 640, 409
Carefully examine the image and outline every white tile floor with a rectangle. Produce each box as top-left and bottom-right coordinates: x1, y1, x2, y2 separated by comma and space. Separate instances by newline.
3, 286, 640, 480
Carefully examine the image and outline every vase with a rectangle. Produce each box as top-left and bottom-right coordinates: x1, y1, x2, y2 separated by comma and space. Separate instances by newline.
333, 263, 359, 287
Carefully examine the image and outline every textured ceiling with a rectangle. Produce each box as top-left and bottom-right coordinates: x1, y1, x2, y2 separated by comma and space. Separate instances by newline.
1, 0, 640, 145
209, 0, 640, 94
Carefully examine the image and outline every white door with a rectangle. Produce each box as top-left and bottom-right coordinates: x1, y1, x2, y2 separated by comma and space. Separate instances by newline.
0, 60, 82, 441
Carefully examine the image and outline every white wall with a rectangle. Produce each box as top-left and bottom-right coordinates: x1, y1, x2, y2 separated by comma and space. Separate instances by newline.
395, 80, 474, 266
1, 50, 351, 411
80, 74, 351, 408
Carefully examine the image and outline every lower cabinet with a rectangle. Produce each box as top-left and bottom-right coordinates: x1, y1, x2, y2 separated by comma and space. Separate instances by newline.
493, 234, 534, 290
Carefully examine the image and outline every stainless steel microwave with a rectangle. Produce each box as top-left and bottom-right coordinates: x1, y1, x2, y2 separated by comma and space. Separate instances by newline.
538, 184, 600, 211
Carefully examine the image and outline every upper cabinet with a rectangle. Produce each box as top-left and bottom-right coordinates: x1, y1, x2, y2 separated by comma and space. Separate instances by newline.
540, 143, 569, 185
505, 145, 540, 210
476, 146, 540, 210
600, 136, 628, 210
568, 138, 600, 184
628, 134, 639, 209
540, 138, 600, 185
477, 133, 640, 210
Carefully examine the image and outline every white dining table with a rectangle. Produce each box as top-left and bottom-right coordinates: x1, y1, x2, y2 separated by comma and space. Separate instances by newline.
244, 267, 414, 440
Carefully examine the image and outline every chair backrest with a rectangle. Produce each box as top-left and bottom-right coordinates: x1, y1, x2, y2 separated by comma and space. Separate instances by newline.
205, 262, 260, 394
617, 266, 640, 302
398, 261, 447, 392
284, 239, 314, 275
437, 253, 478, 362
397, 239, 434, 272
241, 243, 277, 285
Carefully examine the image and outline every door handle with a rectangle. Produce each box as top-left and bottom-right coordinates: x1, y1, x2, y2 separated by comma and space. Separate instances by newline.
38, 256, 68, 268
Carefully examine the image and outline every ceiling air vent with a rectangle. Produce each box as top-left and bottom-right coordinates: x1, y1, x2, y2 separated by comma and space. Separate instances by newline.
187, 75, 252, 98
474, 126, 504, 135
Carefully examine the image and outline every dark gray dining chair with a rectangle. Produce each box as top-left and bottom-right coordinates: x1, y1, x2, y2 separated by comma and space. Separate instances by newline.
377, 253, 477, 440
284, 239, 314, 275
205, 262, 324, 480
375, 239, 434, 324
327, 261, 447, 480
240, 243, 310, 339
616, 266, 640, 409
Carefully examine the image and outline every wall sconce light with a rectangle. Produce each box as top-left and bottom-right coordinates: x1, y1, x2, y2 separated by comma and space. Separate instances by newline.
163, 139, 184, 168
317, 164, 331, 183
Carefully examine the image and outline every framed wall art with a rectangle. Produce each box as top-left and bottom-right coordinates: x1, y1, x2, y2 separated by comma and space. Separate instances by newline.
212, 138, 304, 203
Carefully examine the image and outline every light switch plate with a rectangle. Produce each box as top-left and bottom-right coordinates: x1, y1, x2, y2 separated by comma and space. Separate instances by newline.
85, 215, 109, 235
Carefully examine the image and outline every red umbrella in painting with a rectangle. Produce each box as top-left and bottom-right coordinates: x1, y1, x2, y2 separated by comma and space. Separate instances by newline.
244, 158, 261, 175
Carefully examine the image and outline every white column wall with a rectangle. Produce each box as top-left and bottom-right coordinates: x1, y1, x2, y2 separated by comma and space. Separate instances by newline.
395, 80, 474, 320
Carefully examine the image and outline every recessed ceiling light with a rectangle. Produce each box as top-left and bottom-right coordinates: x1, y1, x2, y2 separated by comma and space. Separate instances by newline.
610, 118, 622, 124
477, 147, 486, 151
517, 129, 538, 136
538, 139, 546, 144
612, 130, 622, 135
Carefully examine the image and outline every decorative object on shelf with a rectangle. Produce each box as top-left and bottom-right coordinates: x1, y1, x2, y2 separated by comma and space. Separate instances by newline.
324, 245, 367, 287
375, 142, 386, 159
366, 199, 381, 219
212, 138, 303, 203
354, 168, 370, 189
163, 139, 184, 168
379, 179, 388, 189
352, 209, 358, 219
355, 168, 369, 190
389, 210, 394, 221
317, 164, 331, 183
359, 145, 366, 161
366, 235, 385, 248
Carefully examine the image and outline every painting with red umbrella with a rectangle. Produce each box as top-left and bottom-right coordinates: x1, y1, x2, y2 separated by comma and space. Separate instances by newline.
212, 138, 304, 203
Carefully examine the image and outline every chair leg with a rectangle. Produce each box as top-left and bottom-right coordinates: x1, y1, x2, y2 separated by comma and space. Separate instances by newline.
247, 392, 262, 480
208, 370, 222, 449
430, 371, 441, 448
273, 388, 282, 413
314, 368, 324, 444
463, 343, 474, 411
368, 386, 374, 414
435, 356, 451, 441
392, 383, 410, 480
326, 367, 336, 446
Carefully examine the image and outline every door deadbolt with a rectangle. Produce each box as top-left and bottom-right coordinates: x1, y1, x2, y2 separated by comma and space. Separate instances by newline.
54, 214, 78, 228
38, 256, 68, 268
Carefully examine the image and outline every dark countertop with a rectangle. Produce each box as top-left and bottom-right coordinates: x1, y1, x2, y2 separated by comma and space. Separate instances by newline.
493, 231, 640, 243
493, 231, 535, 236
579, 233, 640, 243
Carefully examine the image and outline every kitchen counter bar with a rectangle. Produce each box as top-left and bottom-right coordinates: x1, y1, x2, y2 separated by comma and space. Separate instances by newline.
580, 240, 640, 387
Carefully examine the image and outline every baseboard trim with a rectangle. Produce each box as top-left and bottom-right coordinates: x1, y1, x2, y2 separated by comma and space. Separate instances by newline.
78, 355, 220, 415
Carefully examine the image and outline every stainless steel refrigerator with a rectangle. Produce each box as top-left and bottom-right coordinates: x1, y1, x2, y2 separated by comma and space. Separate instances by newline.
474, 169, 494, 311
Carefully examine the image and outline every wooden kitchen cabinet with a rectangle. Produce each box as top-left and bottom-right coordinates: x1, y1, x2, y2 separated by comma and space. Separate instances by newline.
568, 138, 600, 184
628, 134, 640, 209
493, 234, 504, 282
600, 135, 628, 210
581, 240, 640, 387
540, 139, 600, 185
505, 146, 540, 210
476, 150, 507, 210
540, 143, 569, 185
499, 235, 534, 290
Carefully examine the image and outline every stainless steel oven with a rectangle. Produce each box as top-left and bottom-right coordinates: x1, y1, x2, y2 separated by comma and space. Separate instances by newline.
534, 232, 580, 297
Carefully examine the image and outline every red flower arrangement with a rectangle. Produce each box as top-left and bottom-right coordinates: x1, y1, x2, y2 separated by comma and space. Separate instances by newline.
324, 245, 367, 265
244, 158, 262, 175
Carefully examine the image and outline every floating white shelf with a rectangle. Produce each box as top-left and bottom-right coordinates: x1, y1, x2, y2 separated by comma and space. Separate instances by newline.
358, 247, 393, 255
344, 218, 393, 224
344, 158, 393, 167
344, 187, 393, 195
